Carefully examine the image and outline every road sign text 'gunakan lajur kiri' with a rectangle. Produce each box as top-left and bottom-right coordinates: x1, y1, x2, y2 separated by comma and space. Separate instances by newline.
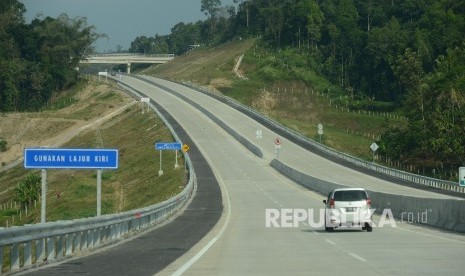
24, 148, 118, 169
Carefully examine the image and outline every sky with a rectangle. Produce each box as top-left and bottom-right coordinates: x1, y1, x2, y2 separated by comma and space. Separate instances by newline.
20, 0, 236, 53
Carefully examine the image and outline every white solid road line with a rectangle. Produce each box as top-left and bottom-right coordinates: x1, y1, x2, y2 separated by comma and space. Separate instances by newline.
171, 154, 232, 276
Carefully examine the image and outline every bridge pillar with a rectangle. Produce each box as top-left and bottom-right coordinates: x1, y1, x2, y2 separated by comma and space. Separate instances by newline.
127, 62, 131, 74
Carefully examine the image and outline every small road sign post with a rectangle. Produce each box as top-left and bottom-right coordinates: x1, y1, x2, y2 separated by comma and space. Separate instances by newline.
318, 124, 323, 143
182, 144, 190, 171
155, 142, 182, 176
274, 138, 282, 159
370, 142, 379, 162
24, 148, 119, 222
459, 167, 465, 187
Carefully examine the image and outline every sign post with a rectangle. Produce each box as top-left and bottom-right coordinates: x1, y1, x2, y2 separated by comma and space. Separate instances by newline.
24, 148, 119, 220
155, 142, 182, 176
274, 138, 282, 159
159, 150, 163, 176
370, 142, 379, 162
97, 169, 102, 216
318, 124, 323, 143
459, 167, 465, 187
41, 169, 47, 224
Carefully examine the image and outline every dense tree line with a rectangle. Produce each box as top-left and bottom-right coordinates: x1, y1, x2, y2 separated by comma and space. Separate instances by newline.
0, 0, 98, 112
130, 0, 464, 170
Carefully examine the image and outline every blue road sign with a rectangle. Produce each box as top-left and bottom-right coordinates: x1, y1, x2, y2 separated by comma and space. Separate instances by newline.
155, 142, 182, 150
24, 148, 119, 169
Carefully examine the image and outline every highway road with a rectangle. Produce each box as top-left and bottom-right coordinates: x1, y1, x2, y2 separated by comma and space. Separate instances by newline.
124, 76, 465, 275
138, 76, 462, 200
29, 76, 465, 275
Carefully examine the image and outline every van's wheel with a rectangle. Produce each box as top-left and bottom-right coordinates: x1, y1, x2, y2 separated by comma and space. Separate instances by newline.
325, 222, 334, 232
365, 223, 373, 232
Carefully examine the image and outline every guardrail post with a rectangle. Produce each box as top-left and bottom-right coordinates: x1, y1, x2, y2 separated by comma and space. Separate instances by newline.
11, 243, 19, 271
35, 239, 44, 263
107, 225, 113, 241
0, 246, 3, 273
81, 231, 88, 251
24, 241, 32, 267
56, 235, 64, 259
74, 232, 82, 253
47, 237, 55, 261
87, 230, 93, 249
94, 229, 101, 247
66, 234, 73, 256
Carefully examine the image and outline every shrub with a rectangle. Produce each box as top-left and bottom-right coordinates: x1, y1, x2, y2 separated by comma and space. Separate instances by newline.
0, 138, 6, 152
14, 173, 41, 209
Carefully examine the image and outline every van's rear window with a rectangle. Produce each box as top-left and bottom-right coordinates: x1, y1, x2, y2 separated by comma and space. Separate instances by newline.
333, 190, 367, 201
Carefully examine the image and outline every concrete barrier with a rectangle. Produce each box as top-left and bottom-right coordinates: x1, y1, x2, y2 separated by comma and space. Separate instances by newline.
270, 159, 465, 233
133, 76, 263, 158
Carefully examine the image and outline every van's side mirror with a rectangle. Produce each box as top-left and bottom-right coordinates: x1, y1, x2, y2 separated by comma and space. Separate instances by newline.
323, 200, 327, 204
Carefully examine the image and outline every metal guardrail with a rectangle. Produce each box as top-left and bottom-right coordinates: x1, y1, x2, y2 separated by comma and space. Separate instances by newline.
87, 53, 175, 58
179, 80, 464, 194
0, 85, 195, 274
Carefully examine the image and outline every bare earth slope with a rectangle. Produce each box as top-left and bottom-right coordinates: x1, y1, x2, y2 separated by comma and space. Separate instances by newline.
0, 80, 134, 170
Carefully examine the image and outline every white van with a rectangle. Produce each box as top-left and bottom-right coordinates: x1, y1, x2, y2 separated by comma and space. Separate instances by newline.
323, 188, 373, 232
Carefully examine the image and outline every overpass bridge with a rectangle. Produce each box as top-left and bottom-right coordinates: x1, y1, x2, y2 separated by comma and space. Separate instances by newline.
80, 53, 175, 73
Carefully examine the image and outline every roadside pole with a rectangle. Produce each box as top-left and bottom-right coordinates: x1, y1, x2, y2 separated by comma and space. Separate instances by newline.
41, 169, 47, 224
159, 150, 163, 176
97, 169, 102, 216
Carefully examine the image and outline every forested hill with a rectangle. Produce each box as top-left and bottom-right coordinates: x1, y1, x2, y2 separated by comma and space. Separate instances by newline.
1, 0, 464, 172
0, 0, 98, 112
130, 0, 464, 172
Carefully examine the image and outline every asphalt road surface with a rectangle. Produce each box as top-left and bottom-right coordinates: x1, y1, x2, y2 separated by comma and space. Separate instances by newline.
28, 76, 465, 275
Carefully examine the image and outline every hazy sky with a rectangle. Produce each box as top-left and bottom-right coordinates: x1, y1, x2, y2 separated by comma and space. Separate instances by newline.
20, 0, 236, 53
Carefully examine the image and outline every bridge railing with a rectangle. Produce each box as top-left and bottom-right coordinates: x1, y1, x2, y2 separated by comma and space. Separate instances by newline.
0, 84, 194, 274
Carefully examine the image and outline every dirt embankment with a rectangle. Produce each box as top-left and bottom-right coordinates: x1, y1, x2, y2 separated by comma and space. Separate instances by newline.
0, 80, 135, 169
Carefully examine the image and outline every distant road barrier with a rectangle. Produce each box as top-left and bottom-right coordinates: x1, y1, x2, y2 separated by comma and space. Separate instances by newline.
0, 86, 195, 274
87, 53, 175, 58
177, 80, 464, 195
132, 76, 263, 159
271, 159, 465, 233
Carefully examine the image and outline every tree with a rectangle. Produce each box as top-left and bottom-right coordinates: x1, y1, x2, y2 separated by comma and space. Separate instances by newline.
426, 43, 465, 166
233, 0, 250, 29
14, 173, 41, 209
201, 0, 221, 34
392, 48, 425, 121
0, 8, 99, 112
305, 0, 324, 50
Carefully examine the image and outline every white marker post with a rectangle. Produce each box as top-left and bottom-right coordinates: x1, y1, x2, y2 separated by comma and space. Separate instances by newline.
370, 142, 379, 162
318, 123, 323, 143
459, 167, 465, 187
274, 138, 282, 159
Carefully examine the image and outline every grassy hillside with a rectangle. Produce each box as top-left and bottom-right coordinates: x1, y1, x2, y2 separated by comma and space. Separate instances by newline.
144, 39, 406, 161
0, 80, 185, 227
